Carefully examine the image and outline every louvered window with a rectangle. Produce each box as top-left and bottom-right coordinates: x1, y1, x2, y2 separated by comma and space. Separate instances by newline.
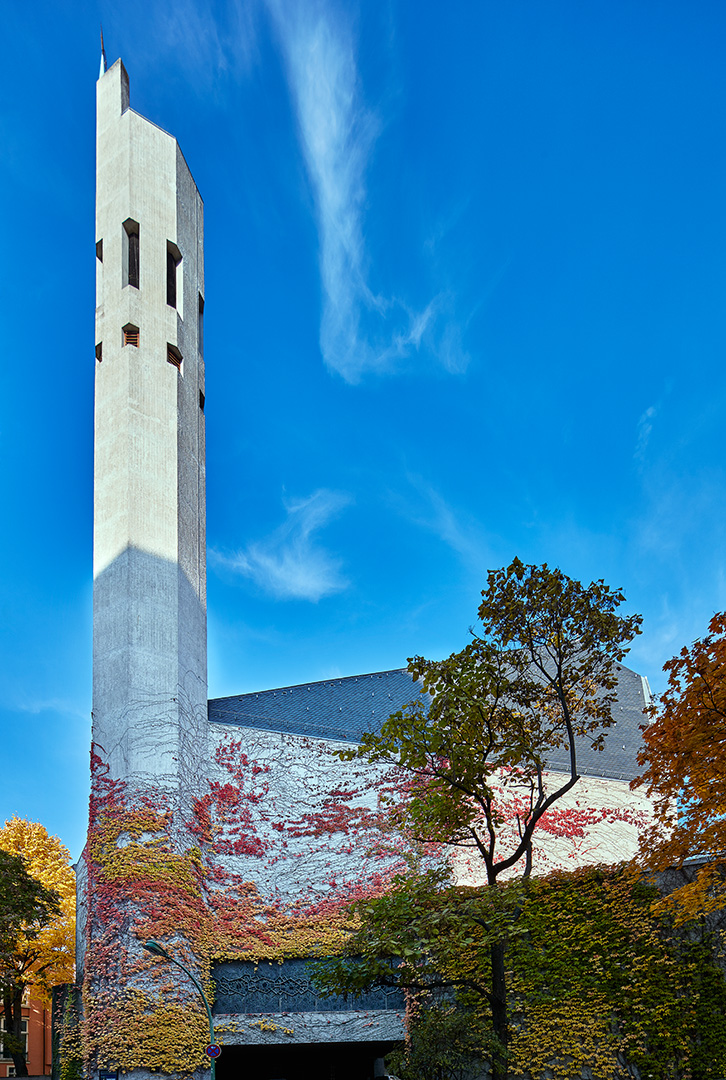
123, 324, 139, 347
167, 344, 182, 370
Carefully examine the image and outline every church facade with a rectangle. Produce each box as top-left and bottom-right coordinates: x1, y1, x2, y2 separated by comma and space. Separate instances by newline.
77, 59, 652, 1080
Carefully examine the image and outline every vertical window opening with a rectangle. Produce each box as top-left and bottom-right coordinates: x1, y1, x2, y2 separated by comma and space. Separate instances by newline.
167, 344, 183, 371
167, 250, 177, 307
123, 219, 140, 289
123, 324, 139, 347
95, 342, 103, 362
199, 390, 205, 412
128, 233, 139, 287
96, 240, 104, 309
198, 294, 204, 355
167, 241, 182, 309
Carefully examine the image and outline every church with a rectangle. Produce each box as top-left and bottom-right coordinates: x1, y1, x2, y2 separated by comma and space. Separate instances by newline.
76, 57, 653, 1080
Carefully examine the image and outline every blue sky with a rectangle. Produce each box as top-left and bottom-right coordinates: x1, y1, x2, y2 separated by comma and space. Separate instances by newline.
1, 0, 725, 858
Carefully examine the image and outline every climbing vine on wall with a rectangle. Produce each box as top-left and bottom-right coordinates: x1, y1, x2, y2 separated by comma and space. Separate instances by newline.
82, 745, 212, 1074
423, 865, 726, 1080
77, 721, 671, 1079
80, 727, 421, 1076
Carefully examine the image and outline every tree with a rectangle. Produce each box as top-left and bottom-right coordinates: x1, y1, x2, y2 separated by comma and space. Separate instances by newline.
0, 850, 60, 1076
319, 865, 726, 1079
385, 991, 489, 1080
632, 611, 726, 920
0, 820, 76, 1077
325, 559, 642, 1080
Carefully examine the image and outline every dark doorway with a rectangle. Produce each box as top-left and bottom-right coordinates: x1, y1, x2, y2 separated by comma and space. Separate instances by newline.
217, 1039, 399, 1080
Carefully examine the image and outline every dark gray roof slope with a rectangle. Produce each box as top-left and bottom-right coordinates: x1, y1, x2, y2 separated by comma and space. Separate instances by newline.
208, 663, 649, 782
208, 669, 425, 743
545, 662, 650, 781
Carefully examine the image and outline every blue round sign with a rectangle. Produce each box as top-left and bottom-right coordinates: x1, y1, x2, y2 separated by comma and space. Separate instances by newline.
205, 1045, 222, 1059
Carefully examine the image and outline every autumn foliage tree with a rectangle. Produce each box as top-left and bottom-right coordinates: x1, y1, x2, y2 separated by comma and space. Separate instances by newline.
632, 611, 726, 920
0, 820, 75, 1077
321, 560, 642, 1080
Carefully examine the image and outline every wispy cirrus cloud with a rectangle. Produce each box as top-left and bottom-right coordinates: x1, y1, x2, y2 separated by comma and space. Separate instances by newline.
110, 0, 261, 89
395, 474, 495, 573
635, 402, 659, 466
13, 697, 87, 721
264, 0, 452, 382
211, 488, 352, 601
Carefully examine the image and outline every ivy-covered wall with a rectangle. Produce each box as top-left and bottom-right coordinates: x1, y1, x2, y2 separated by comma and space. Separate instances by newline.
429, 865, 726, 1080
453, 771, 651, 884
78, 726, 416, 1076
74, 717, 712, 1080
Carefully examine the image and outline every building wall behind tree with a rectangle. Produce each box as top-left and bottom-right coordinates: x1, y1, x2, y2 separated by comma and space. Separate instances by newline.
0, 992, 52, 1078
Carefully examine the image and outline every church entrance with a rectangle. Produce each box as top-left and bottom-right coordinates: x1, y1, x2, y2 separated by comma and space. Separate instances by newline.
216, 1040, 399, 1080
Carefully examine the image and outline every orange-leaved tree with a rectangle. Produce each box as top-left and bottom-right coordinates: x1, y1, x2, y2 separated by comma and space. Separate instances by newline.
632, 611, 726, 920
0, 819, 75, 1076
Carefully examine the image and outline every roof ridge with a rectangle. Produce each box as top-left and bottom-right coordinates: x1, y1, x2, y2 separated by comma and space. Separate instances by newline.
208, 667, 411, 702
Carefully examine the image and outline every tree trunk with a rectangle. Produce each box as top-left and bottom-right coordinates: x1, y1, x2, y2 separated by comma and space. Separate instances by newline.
3, 986, 28, 1077
490, 940, 508, 1080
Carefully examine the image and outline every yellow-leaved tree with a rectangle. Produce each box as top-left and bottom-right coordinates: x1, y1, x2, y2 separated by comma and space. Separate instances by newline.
0, 818, 75, 1077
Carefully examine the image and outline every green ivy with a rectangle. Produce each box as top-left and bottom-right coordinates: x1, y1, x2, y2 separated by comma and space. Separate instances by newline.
58, 994, 84, 1080
399, 865, 726, 1079
386, 998, 489, 1080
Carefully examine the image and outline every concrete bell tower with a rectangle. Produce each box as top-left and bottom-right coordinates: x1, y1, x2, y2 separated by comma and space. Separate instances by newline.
92, 59, 207, 800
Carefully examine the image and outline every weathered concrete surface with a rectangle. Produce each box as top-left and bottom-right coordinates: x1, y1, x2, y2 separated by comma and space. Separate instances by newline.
92, 58, 206, 794
82, 63, 208, 1064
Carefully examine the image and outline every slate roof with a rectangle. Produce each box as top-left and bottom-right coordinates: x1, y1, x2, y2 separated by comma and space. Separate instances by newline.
208, 669, 425, 744
208, 663, 650, 783
545, 662, 650, 782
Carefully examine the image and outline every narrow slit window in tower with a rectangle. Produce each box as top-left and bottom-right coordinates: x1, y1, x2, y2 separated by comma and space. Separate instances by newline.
167, 251, 176, 307
167, 344, 182, 371
128, 233, 139, 287
199, 390, 205, 412
123, 324, 139, 348
95, 343, 103, 362
96, 239, 104, 303
123, 219, 140, 289
167, 241, 182, 309
198, 293, 204, 355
